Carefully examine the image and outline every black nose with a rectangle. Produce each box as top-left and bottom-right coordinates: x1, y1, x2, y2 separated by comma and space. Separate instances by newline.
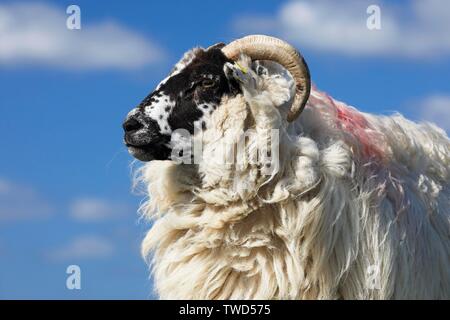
123, 117, 143, 133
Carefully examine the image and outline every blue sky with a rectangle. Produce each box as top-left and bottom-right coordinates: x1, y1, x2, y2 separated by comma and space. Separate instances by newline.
0, 0, 449, 299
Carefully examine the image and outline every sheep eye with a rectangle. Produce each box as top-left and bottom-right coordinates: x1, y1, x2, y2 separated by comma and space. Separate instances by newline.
201, 79, 215, 88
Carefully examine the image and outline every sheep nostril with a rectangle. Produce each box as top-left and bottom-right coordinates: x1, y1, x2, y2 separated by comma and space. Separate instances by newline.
123, 117, 143, 133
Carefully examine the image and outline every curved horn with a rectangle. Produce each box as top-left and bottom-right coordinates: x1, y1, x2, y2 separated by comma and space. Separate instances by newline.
222, 35, 311, 122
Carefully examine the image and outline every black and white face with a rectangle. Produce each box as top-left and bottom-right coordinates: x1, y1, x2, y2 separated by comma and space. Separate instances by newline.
123, 45, 239, 161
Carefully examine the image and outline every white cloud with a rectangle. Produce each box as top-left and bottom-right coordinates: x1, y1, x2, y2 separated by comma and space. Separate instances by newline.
46, 235, 114, 261
69, 197, 130, 222
416, 95, 450, 131
0, 178, 53, 222
233, 0, 450, 58
0, 2, 164, 69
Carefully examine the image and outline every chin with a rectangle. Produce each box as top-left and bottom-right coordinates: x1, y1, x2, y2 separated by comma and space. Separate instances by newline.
127, 145, 172, 162
127, 146, 155, 162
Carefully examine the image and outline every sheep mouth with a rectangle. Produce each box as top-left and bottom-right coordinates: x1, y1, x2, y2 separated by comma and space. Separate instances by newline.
126, 143, 171, 162
126, 144, 155, 161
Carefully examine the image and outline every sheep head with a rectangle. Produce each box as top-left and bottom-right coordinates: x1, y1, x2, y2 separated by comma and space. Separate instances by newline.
123, 35, 311, 162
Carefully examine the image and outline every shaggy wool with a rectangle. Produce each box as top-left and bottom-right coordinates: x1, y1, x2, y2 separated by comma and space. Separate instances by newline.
137, 56, 450, 299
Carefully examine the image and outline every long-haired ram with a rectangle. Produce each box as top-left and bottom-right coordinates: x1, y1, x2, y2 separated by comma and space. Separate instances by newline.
123, 35, 450, 299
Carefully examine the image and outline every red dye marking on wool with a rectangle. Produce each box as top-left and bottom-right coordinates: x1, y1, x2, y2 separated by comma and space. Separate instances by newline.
335, 103, 383, 160
308, 87, 386, 161
318, 90, 384, 160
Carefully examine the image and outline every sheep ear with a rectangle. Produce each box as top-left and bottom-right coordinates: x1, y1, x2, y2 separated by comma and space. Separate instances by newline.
169, 47, 203, 76
206, 42, 226, 51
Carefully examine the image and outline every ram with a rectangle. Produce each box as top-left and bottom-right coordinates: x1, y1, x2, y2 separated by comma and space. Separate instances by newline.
123, 35, 450, 299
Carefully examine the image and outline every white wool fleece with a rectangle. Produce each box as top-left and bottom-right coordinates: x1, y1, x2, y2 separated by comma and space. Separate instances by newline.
137, 56, 450, 299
